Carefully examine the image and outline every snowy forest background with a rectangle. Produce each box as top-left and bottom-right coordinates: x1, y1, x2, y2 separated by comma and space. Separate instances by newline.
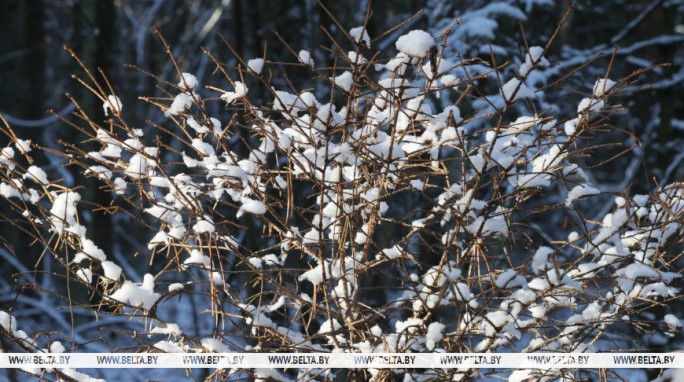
1, 0, 684, 381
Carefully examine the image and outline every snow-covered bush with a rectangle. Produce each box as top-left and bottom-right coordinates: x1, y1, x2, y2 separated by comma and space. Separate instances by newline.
0, 6, 682, 382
